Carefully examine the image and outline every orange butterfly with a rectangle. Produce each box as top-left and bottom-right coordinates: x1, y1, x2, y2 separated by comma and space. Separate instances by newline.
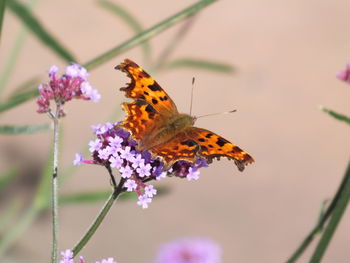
115, 59, 254, 171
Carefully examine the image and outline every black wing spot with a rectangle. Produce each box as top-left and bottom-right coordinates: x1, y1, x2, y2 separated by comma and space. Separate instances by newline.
148, 83, 161, 91
141, 119, 147, 125
200, 145, 208, 151
180, 139, 197, 147
139, 95, 146, 100
216, 137, 227, 147
208, 144, 214, 148
145, 104, 156, 113
145, 104, 157, 119
143, 91, 149, 95
152, 98, 158, 104
205, 133, 213, 138
160, 96, 168, 101
198, 138, 205, 142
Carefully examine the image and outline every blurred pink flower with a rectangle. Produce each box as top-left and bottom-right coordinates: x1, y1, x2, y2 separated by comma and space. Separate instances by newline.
337, 63, 350, 83
154, 238, 222, 263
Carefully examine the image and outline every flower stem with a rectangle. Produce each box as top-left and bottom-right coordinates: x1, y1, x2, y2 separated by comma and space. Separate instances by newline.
309, 162, 350, 263
51, 109, 60, 263
287, 161, 350, 263
72, 177, 125, 257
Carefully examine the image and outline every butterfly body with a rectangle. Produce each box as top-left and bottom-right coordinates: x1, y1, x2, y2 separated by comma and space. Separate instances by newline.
116, 59, 254, 171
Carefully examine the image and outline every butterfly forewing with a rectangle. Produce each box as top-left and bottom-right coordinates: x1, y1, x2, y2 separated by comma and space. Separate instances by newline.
119, 100, 163, 141
116, 59, 178, 117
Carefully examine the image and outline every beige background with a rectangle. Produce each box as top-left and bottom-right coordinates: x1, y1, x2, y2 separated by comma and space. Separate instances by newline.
1, 0, 350, 262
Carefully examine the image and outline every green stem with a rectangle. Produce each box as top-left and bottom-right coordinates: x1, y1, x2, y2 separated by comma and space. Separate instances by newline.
72, 178, 125, 257
51, 108, 60, 263
286, 161, 350, 263
0, 0, 6, 44
83, 0, 217, 70
309, 162, 350, 263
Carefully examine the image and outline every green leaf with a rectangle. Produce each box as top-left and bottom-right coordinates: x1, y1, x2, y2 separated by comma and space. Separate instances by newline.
97, 0, 151, 62
84, 0, 217, 70
6, 0, 76, 62
159, 58, 234, 73
60, 186, 170, 205
0, 124, 50, 134
320, 106, 350, 125
0, 87, 38, 113
0, 167, 18, 191
0, 0, 6, 43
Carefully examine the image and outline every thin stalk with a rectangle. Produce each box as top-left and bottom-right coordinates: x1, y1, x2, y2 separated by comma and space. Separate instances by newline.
72, 177, 125, 257
50, 106, 60, 263
287, 161, 350, 263
83, 0, 217, 70
0, 0, 6, 44
309, 162, 350, 263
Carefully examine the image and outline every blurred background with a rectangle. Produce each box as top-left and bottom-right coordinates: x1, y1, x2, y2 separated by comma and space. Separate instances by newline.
0, 0, 350, 262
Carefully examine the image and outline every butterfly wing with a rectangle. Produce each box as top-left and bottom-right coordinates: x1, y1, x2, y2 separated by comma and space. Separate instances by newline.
187, 127, 254, 171
120, 100, 163, 142
148, 131, 200, 169
148, 127, 254, 171
115, 59, 178, 117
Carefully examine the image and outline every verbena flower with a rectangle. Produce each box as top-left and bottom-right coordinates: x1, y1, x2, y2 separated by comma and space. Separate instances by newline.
36, 63, 101, 116
153, 237, 222, 263
60, 249, 74, 263
74, 122, 208, 208
337, 63, 350, 83
60, 249, 117, 263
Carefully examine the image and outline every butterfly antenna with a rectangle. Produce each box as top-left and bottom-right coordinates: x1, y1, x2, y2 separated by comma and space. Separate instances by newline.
196, 109, 237, 119
189, 77, 195, 116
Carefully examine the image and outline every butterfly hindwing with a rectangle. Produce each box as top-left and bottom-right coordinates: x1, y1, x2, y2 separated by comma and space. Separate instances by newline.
149, 132, 200, 168
116, 59, 178, 117
187, 127, 254, 171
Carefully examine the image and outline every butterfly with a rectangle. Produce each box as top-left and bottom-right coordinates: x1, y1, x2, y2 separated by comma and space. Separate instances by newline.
115, 59, 254, 171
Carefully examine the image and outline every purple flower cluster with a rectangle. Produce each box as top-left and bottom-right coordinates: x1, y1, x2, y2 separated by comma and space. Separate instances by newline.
153, 238, 222, 263
337, 63, 350, 83
59, 249, 117, 263
74, 122, 208, 208
37, 63, 100, 116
